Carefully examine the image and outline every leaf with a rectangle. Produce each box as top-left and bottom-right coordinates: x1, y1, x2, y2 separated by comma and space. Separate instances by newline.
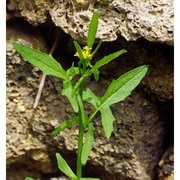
91, 39, 103, 58
66, 66, 79, 80
51, 116, 79, 136
95, 65, 148, 138
72, 71, 90, 97
74, 41, 84, 61
90, 49, 127, 75
100, 107, 115, 138
92, 68, 100, 81
87, 12, 99, 48
62, 80, 79, 113
56, 153, 77, 179
80, 178, 100, 180
83, 88, 100, 109
25, 177, 34, 180
81, 123, 94, 165
101, 65, 148, 106
12, 42, 67, 80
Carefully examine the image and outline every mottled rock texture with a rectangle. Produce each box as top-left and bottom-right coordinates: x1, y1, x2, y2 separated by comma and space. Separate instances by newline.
7, 0, 174, 45
158, 145, 174, 180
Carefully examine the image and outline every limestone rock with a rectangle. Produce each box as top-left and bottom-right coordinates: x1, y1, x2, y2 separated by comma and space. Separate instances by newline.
158, 145, 174, 180
7, 0, 49, 25
6, 23, 57, 177
7, 0, 174, 45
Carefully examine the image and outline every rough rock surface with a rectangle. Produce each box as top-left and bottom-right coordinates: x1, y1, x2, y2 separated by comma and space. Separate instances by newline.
6, 23, 57, 177
158, 145, 174, 180
7, 0, 174, 45
6, 20, 173, 180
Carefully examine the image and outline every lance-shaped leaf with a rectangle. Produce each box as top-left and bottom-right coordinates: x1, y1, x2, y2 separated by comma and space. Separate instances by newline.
93, 65, 148, 138
12, 42, 67, 80
56, 153, 77, 179
100, 107, 115, 138
81, 123, 94, 165
62, 80, 79, 113
92, 68, 100, 81
90, 49, 127, 76
74, 41, 84, 61
101, 65, 148, 106
80, 178, 100, 180
51, 116, 79, 136
87, 12, 99, 48
25, 177, 34, 180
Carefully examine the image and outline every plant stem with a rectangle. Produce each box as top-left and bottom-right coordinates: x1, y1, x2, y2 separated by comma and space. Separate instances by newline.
76, 121, 84, 179
76, 92, 86, 179
76, 80, 86, 179
33, 73, 46, 108
33, 31, 60, 108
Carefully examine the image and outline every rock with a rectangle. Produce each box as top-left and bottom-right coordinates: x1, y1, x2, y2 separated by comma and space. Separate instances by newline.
7, 0, 49, 25
6, 22, 56, 177
50, 177, 69, 180
119, 38, 174, 101
158, 145, 174, 180
7, 0, 173, 45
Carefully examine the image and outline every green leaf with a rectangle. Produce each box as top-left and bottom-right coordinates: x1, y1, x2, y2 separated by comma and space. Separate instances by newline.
25, 177, 34, 180
83, 88, 100, 109
66, 66, 79, 80
87, 12, 99, 48
56, 153, 77, 179
74, 41, 84, 61
81, 123, 94, 165
101, 65, 148, 106
80, 178, 100, 180
62, 80, 79, 113
91, 40, 103, 58
92, 68, 100, 81
51, 116, 79, 136
100, 107, 115, 138
72, 71, 90, 97
90, 49, 127, 75
94, 65, 148, 138
12, 42, 67, 80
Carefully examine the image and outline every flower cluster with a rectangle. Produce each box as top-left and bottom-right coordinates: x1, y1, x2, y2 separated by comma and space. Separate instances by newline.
75, 46, 92, 59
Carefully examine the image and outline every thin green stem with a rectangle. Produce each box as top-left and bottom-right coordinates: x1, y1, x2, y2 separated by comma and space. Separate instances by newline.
76, 121, 84, 179
89, 108, 99, 122
72, 72, 89, 97
77, 95, 87, 127
76, 94, 86, 179
76, 46, 92, 179
76, 79, 87, 179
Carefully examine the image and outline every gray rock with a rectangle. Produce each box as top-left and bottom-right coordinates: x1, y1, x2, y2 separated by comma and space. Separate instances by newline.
50, 177, 69, 180
7, 0, 173, 45
158, 145, 174, 180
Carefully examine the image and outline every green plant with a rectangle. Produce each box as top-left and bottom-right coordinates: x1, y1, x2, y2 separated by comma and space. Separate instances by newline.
13, 12, 148, 180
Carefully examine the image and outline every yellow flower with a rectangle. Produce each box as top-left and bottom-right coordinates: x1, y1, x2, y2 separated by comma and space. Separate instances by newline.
74, 46, 92, 59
